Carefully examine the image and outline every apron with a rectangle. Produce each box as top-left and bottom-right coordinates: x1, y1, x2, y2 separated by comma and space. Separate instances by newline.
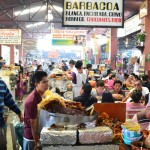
73, 69, 87, 98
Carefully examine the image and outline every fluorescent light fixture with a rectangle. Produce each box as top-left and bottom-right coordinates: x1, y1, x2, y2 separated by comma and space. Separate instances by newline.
14, 5, 62, 16
26, 22, 45, 28
14, 5, 46, 16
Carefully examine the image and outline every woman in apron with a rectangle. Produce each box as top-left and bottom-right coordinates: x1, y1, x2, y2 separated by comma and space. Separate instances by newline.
65, 60, 87, 98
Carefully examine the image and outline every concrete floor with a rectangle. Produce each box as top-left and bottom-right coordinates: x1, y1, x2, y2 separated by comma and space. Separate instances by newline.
43, 145, 119, 150
6, 92, 119, 150
7, 98, 25, 150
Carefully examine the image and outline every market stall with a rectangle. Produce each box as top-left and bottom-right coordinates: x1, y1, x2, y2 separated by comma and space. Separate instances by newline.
36, 91, 125, 147
0, 65, 19, 90
36, 90, 150, 149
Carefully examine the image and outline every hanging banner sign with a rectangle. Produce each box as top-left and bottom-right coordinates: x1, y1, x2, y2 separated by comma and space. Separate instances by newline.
23, 39, 37, 51
51, 30, 87, 39
63, 0, 124, 27
52, 30, 87, 46
48, 51, 59, 58
0, 29, 22, 45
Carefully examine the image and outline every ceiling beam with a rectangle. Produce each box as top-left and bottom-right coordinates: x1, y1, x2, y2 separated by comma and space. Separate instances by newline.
0, 19, 62, 23
0, 6, 32, 38
0, 0, 62, 11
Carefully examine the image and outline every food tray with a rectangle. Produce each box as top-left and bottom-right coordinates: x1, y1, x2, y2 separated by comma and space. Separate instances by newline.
37, 109, 98, 133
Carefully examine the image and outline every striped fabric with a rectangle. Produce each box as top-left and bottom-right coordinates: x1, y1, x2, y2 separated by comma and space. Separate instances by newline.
0, 79, 21, 127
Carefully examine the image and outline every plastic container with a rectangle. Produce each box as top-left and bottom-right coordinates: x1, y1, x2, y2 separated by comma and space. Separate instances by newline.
122, 129, 142, 145
123, 128, 141, 138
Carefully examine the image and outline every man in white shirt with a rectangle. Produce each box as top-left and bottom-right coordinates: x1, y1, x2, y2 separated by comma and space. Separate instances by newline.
122, 80, 149, 103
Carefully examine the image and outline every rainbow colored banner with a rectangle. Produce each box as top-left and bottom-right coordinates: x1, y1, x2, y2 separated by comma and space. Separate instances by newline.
52, 39, 74, 45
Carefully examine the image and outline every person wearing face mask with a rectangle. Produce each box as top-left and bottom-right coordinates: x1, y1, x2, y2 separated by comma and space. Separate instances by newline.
65, 60, 87, 98
91, 80, 105, 101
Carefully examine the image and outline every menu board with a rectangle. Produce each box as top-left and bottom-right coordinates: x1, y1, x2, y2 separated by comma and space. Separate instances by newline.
0, 29, 22, 45
63, 0, 124, 27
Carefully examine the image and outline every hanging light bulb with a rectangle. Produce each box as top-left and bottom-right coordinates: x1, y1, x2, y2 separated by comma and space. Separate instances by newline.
125, 37, 128, 48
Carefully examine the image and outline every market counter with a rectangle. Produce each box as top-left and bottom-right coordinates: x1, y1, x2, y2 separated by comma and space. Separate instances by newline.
41, 126, 113, 145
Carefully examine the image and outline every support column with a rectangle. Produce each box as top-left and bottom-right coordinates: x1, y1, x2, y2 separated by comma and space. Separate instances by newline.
0, 45, 2, 56
141, 2, 150, 72
95, 46, 101, 64
19, 45, 23, 60
110, 28, 118, 70
9, 45, 15, 64
87, 48, 92, 60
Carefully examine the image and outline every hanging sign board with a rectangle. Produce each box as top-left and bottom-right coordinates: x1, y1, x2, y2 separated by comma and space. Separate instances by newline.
51, 30, 87, 46
48, 51, 59, 58
23, 39, 37, 51
139, 0, 148, 19
51, 30, 87, 39
0, 29, 22, 45
63, 0, 124, 28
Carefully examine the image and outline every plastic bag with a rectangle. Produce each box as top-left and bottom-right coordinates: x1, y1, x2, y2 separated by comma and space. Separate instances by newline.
14, 123, 24, 148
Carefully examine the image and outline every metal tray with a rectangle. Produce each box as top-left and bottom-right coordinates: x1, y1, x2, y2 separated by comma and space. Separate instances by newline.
37, 109, 98, 133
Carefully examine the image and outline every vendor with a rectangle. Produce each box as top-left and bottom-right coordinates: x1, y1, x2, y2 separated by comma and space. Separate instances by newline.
23, 71, 49, 150
68, 59, 75, 71
65, 60, 87, 97
73, 82, 97, 108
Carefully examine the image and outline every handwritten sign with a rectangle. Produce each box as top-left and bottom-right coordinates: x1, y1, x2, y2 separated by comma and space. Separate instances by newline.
0, 29, 22, 45
63, 0, 124, 27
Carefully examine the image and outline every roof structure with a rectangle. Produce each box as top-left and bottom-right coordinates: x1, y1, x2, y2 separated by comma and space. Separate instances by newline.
0, 0, 145, 39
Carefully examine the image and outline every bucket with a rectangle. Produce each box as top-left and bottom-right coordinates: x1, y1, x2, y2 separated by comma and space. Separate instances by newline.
122, 129, 141, 138
122, 129, 142, 145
